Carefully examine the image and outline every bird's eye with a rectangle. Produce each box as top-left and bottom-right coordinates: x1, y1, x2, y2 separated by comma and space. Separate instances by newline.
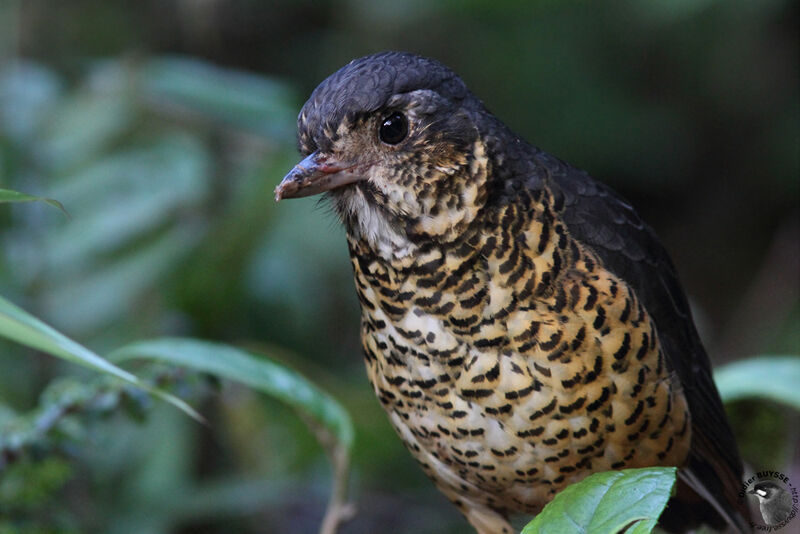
379, 112, 408, 145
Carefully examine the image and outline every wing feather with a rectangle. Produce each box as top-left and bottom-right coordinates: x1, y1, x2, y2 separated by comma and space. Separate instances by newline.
535, 156, 750, 532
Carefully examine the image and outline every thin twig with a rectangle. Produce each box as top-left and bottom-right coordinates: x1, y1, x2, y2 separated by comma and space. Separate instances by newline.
319, 441, 356, 534
299, 412, 356, 534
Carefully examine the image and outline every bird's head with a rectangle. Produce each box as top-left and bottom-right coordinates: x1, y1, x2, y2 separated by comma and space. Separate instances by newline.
275, 52, 495, 255
749, 481, 783, 502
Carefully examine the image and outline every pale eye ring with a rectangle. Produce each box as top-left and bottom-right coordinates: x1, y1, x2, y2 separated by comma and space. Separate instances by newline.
379, 112, 408, 145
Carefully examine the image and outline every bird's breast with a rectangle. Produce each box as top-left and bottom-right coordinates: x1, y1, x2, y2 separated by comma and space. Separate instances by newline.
348, 197, 693, 513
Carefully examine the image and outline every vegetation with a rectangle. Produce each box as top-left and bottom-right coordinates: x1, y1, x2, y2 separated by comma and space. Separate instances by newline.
0, 1, 796, 533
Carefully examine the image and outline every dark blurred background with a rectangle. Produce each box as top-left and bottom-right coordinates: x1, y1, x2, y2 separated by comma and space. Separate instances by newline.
0, 1, 797, 533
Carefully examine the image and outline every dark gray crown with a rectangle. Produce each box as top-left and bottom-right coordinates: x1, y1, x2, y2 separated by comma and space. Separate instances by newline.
298, 52, 471, 152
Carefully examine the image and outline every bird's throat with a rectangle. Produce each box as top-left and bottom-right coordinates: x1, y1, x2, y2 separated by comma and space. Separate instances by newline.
331, 185, 418, 260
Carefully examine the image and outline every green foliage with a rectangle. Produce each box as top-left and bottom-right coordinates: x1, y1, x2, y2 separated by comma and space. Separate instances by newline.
0, 1, 795, 531
0, 54, 353, 532
0, 54, 355, 534
0, 188, 66, 215
0, 457, 78, 534
714, 355, 800, 410
0, 294, 199, 420
716, 355, 800, 472
517, 356, 800, 533
0, 308, 353, 533
521, 467, 677, 534
0, 143, 353, 525
0, 457, 73, 510
110, 338, 353, 448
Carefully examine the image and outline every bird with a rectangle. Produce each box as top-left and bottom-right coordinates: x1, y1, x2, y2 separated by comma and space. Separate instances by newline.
748, 480, 794, 525
274, 51, 750, 533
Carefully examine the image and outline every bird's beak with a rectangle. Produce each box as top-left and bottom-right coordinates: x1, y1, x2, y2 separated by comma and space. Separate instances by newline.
274, 151, 365, 201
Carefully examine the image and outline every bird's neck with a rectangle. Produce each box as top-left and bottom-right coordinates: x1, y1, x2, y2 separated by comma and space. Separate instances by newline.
345, 186, 577, 379
334, 113, 552, 265
334, 137, 503, 263
333, 185, 419, 261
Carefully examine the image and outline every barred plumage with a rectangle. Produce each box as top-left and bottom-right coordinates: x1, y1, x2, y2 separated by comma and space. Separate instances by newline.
275, 51, 749, 534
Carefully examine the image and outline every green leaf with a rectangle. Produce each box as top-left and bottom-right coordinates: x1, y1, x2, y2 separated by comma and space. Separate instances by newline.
714, 355, 800, 410
0, 295, 201, 421
521, 467, 677, 534
109, 338, 354, 449
0, 188, 67, 216
625, 518, 658, 534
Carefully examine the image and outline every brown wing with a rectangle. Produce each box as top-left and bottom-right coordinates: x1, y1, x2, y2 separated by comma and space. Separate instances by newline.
532, 150, 750, 532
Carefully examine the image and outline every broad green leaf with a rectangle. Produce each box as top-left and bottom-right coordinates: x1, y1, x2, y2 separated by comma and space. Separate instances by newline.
110, 338, 354, 449
0, 188, 67, 215
714, 355, 800, 410
521, 467, 677, 534
0, 295, 201, 421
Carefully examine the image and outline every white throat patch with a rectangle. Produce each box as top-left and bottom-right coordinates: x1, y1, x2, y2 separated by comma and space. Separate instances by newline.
336, 186, 417, 260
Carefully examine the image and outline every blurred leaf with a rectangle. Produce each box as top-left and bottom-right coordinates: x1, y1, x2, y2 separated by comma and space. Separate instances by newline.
0, 456, 73, 509
110, 338, 354, 449
521, 467, 677, 534
141, 56, 296, 138
246, 195, 354, 354
163, 476, 289, 521
174, 152, 290, 333
41, 218, 204, 334
0, 188, 67, 216
0, 295, 201, 421
726, 399, 793, 473
36, 88, 133, 172
715, 355, 800, 410
110, 338, 356, 534
101, 405, 195, 534
0, 61, 62, 143
42, 134, 209, 273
